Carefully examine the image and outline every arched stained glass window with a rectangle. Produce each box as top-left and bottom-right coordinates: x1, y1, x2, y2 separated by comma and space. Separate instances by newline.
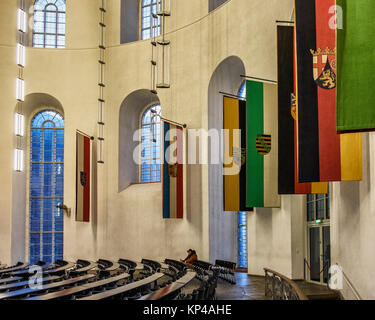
141, 0, 161, 40
29, 110, 64, 265
141, 105, 161, 183
33, 0, 66, 48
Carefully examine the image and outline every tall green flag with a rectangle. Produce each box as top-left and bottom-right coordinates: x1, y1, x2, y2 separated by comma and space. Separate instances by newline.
246, 80, 280, 208
337, 0, 375, 132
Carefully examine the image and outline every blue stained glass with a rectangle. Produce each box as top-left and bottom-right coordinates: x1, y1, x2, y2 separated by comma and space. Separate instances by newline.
43, 255, 52, 264
30, 244, 40, 256
30, 110, 64, 264
238, 81, 246, 99
238, 212, 248, 268
30, 220, 41, 232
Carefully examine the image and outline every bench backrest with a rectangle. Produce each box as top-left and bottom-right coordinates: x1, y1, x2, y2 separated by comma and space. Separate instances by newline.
78, 273, 164, 300
0, 274, 96, 300
25, 273, 130, 300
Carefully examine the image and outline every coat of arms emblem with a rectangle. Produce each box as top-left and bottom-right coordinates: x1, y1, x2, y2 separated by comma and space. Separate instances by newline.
256, 135, 272, 155
310, 47, 336, 90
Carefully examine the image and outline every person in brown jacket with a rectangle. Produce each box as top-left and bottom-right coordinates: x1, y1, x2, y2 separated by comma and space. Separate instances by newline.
181, 249, 198, 268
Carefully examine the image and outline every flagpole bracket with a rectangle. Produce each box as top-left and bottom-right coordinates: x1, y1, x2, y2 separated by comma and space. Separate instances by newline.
57, 204, 71, 217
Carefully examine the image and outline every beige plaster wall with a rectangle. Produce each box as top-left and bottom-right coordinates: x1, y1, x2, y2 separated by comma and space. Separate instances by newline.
1, 0, 305, 273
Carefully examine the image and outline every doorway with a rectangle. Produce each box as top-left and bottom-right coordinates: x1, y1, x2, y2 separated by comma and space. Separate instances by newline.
306, 193, 331, 284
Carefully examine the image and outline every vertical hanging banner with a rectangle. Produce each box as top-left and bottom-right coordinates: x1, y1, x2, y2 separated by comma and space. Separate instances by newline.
76, 132, 91, 222
295, 0, 362, 183
277, 25, 328, 194
162, 121, 184, 219
246, 80, 281, 208
336, 0, 375, 132
223, 96, 253, 212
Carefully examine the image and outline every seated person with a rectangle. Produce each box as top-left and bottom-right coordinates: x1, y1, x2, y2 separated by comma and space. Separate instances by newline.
181, 249, 198, 268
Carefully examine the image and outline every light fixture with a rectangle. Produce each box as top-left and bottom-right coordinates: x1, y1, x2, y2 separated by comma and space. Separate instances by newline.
16, 43, 25, 67
157, 0, 171, 16
16, 78, 24, 101
15, 113, 24, 136
14, 149, 24, 172
17, 9, 27, 33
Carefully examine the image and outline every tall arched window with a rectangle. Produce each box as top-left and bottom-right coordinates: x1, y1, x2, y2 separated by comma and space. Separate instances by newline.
141, 0, 161, 40
141, 105, 161, 183
33, 0, 66, 48
29, 110, 64, 265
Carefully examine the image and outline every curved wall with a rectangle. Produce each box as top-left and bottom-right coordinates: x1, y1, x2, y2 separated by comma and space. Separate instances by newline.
0, 0, 296, 266
208, 56, 245, 263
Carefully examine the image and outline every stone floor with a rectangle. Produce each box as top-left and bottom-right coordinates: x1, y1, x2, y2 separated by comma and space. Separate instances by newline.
216, 273, 270, 300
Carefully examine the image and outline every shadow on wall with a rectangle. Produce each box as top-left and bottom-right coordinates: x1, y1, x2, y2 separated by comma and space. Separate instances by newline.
207, 56, 245, 263
118, 89, 160, 192
11, 93, 65, 265
209, 0, 229, 12
121, 0, 140, 44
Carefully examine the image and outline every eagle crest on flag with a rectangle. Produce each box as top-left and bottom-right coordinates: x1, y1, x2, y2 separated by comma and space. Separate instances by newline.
310, 47, 336, 89
168, 163, 178, 178
256, 135, 272, 155
80, 171, 87, 187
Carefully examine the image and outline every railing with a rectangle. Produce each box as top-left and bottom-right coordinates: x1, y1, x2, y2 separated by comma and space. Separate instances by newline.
264, 268, 308, 300
304, 258, 329, 282
336, 263, 362, 300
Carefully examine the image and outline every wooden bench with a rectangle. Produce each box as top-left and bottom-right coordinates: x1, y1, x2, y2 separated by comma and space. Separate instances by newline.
0, 263, 29, 275
43, 262, 75, 276
134, 263, 144, 270
0, 277, 23, 286
97, 260, 122, 276
142, 259, 162, 272
78, 273, 164, 300
10, 262, 52, 277
0, 274, 96, 300
138, 271, 197, 300
69, 261, 97, 277
159, 262, 170, 270
24, 273, 130, 300
0, 275, 62, 292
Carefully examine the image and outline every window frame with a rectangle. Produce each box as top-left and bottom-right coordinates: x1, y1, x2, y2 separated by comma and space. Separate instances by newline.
33, 0, 66, 49
140, 0, 161, 40
139, 103, 162, 184
306, 190, 330, 224
28, 109, 64, 265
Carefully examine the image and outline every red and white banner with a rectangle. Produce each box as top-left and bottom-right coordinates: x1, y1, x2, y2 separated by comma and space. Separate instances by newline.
76, 132, 90, 222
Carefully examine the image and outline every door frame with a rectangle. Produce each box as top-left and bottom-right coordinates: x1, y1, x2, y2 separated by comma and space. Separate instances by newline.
306, 221, 330, 285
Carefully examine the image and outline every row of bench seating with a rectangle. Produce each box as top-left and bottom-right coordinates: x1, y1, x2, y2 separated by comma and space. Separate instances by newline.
192, 259, 237, 285
0, 258, 199, 301
213, 260, 237, 284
